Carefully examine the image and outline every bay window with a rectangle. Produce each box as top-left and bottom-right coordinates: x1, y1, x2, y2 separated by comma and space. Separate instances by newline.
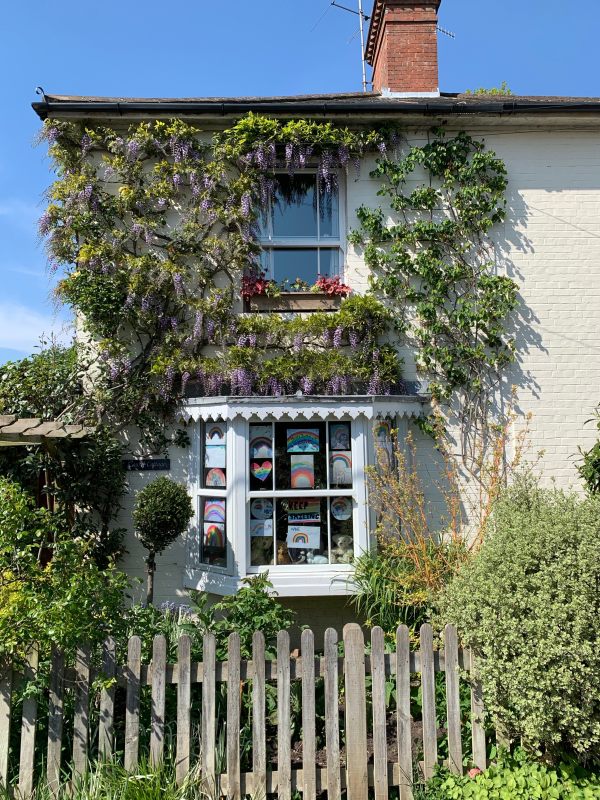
183, 396, 425, 597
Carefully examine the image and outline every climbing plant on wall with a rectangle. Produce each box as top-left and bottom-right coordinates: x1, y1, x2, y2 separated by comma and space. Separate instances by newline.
39, 115, 517, 453
349, 128, 519, 450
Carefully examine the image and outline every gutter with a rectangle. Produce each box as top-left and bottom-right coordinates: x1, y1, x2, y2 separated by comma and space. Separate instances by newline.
31, 98, 600, 121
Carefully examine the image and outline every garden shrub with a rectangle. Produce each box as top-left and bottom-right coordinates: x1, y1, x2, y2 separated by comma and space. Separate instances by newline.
425, 750, 600, 799
0, 477, 128, 661
437, 473, 600, 763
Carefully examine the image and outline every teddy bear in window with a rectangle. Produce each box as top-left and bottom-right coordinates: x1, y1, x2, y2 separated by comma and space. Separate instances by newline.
251, 536, 273, 566
331, 534, 353, 564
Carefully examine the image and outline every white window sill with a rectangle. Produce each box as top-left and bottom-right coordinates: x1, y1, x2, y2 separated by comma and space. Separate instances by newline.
185, 565, 356, 597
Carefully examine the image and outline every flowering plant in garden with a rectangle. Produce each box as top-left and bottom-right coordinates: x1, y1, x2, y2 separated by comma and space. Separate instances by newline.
312, 275, 352, 296
241, 270, 279, 299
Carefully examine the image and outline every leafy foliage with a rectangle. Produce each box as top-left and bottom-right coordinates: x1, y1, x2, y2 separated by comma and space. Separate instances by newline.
425, 750, 600, 799
578, 408, 600, 493
350, 128, 518, 437
0, 477, 128, 661
437, 474, 600, 764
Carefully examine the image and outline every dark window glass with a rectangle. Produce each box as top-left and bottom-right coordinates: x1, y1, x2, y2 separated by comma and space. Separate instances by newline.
272, 174, 318, 238
274, 421, 327, 491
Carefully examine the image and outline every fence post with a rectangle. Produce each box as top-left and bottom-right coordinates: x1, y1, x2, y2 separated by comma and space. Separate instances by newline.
176, 635, 191, 785
277, 630, 291, 800
72, 645, 91, 780
420, 624, 438, 781
150, 635, 167, 767
301, 629, 316, 800
124, 636, 141, 772
18, 647, 39, 798
324, 628, 341, 800
227, 632, 241, 800
371, 627, 388, 800
396, 625, 413, 800
0, 666, 13, 788
201, 632, 216, 791
469, 649, 487, 771
98, 637, 116, 760
252, 631, 266, 798
343, 624, 368, 800
46, 648, 65, 797
444, 625, 463, 775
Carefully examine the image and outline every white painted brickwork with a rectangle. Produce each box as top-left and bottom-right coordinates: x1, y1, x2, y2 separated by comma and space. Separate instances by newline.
119, 127, 600, 610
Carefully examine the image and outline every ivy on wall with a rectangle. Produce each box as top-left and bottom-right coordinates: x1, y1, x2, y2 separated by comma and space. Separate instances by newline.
349, 128, 519, 436
40, 115, 517, 449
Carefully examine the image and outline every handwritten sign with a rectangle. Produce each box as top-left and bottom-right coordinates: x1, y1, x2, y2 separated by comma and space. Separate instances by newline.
122, 458, 171, 472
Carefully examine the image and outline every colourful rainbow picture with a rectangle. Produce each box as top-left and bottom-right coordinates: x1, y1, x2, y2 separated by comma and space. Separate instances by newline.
290, 454, 315, 488
203, 523, 225, 549
250, 498, 273, 520
286, 525, 320, 549
204, 498, 225, 523
287, 499, 320, 524
250, 460, 272, 482
205, 468, 226, 487
330, 423, 351, 451
330, 451, 352, 485
250, 436, 273, 459
206, 423, 226, 443
287, 428, 319, 453
331, 496, 352, 521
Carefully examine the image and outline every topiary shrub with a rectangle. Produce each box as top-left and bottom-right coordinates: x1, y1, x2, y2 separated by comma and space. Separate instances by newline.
437, 473, 600, 764
133, 477, 194, 605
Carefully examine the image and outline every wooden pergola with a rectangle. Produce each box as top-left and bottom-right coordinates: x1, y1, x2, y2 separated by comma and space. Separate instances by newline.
0, 415, 93, 446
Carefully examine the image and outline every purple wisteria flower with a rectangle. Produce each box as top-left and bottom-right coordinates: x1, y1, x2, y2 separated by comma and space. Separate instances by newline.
141, 296, 152, 313
241, 192, 251, 218
322, 329, 333, 348
293, 333, 303, 354
131, 222, 143, 239
38, 211, 51, 236
349, 329, 360, 349
231, 368, 254, 396
81, 134, 92, 154
173, 273, 184, 297
170, 317, 179, 331
205, 319, 215, 341
333, 326, 343, 349
46, 126, 59, 143
173, 173, 182, 189
367, 372, 382, 395
266, 377, 283, 397
299, 376, 314, 394
127, 140, 140, 161
193, 310, 203, 339
181, 371, 191, 393
157, 197, 167, 209
338, 144, 350, 167
377, 140, 387, 154
248, 333, 257, 348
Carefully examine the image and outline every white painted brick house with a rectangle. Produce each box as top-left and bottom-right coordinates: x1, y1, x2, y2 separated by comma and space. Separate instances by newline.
33, 0, 600, 630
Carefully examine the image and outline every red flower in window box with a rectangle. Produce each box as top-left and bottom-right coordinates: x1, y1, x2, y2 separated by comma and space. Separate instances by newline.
241, 272, 278, 300
313, 276, 352, 297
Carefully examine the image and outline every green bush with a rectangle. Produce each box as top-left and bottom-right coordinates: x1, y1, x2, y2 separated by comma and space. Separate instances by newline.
437, 474, 600, 763
425, 750, 600, 799
133, 477, 193, 604
0, 477, 128, 661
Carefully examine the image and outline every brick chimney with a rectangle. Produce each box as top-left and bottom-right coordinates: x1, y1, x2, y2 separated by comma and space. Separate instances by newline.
365, 0, 441, 97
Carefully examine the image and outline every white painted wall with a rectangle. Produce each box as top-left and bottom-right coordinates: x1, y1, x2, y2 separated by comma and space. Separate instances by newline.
117, 124, 600, 620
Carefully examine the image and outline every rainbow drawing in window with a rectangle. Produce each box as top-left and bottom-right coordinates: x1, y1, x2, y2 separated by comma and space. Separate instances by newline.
329, 451, 352, 486
203, 522, 225, 549
286, 525, 321, 549
205, 423, 226, 443
290, 454, 315, 488
287, 428, 320, 453
204, 498, 226, 523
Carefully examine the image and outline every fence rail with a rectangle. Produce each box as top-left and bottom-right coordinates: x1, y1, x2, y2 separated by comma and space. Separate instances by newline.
0, 623, 487, 800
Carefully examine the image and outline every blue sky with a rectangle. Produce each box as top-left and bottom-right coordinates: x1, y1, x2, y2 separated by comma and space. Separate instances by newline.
1, 0, 598, 365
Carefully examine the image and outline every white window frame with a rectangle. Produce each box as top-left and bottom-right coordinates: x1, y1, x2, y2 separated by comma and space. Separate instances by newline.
183, 396, 425, 597
258, 170, 347, 282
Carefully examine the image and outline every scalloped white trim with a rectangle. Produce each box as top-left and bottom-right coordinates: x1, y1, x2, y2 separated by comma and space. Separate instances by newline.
179, 394, 427, 423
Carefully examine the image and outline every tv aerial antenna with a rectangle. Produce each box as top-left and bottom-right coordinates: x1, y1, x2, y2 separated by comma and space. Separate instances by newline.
330, 2, 455, 93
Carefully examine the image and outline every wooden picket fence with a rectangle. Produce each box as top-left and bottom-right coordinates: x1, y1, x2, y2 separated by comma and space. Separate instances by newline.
0, 623, 487, 799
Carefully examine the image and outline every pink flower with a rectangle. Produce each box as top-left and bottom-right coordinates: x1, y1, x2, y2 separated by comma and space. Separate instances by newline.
468, 768, 482, 779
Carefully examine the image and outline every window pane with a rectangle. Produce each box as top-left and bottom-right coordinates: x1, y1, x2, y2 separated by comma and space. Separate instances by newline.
329, 422, 352, 488
330, 497, 354, 563
203, 421, 227, 488
319, 188, 340, 239
200, 498, 227, 567
272, 174, 318, 238
275, 422, 327, 491
319, 249, 340, 277
250, 424, 274, 491
275, 497, 329, 565
272, 249, 318, 285
250, 497, 274, 566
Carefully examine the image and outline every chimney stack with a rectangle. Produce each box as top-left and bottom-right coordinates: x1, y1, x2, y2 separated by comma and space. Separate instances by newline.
365, 0, 441, 97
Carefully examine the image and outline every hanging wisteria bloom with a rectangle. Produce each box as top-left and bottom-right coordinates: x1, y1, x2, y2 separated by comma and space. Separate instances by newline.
193, 311, 203, 339
299, 376, 314, 394
181, 371, 191, 393
81, 133, 92, 154
349, 330, 360, 349
173, 273, 184, 297
241, 192, 252, 218
333, 326, 343, 349
293, 333, 303, 353
173, 173, 182, 189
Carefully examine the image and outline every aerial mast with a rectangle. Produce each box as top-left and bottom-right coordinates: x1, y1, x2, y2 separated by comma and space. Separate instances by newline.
330, 1, 371, 93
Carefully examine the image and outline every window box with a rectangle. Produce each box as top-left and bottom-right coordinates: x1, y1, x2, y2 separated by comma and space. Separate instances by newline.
245, 291, 342, 313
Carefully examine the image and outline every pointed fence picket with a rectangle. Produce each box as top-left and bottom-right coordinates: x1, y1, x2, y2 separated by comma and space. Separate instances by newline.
0, 624, 487, 798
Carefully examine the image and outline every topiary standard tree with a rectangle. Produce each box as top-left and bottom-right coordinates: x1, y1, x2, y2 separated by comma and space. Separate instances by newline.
133, 477, 194, 605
